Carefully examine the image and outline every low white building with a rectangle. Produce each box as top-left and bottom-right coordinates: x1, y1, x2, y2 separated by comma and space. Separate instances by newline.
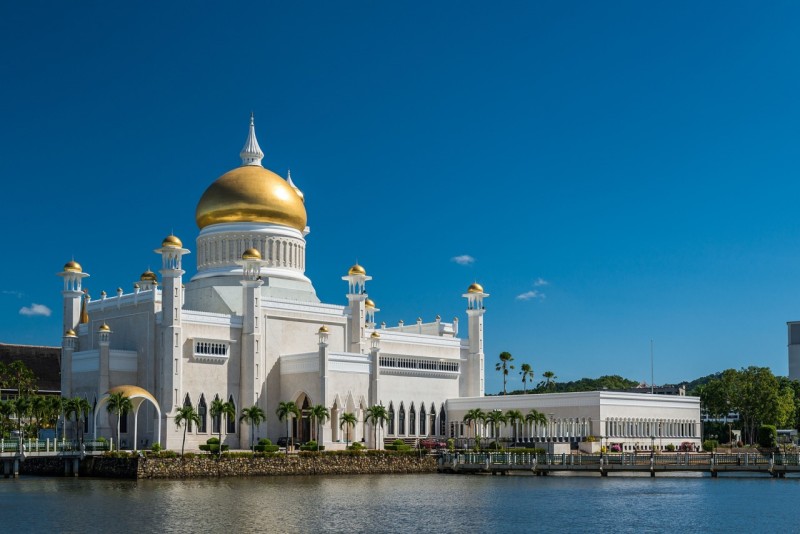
58, 115, 701, 452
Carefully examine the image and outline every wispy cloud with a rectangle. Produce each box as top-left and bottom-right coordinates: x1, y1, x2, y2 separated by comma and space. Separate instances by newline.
19, 303, 51, 317
534, 277, 549, 287
451, 255, 475, 265
516, 290, 545, 301
1, 290, 24, 299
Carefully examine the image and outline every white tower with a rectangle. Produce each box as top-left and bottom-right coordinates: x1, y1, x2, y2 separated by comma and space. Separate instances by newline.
97, 323, 112, 435
156, 235, 190, 418
58, 260, 89, 334
342, 263, 371, 354
462, 283, 489, 397
237, 248, 266, 448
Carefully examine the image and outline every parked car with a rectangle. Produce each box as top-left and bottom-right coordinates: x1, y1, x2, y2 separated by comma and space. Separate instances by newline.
419, 439, 447, 450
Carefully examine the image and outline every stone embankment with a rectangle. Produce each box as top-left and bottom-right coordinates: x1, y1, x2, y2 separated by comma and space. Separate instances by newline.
20, 452, 437, 479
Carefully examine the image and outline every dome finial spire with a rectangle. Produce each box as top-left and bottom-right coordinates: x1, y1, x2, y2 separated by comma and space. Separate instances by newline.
240, 113, 264, 166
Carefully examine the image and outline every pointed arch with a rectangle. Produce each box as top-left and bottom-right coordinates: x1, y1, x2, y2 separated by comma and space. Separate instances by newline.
183, 394, 193, 432
419, 403, 426, 436
399, 402, 406, 435
409, 403, 417, 436
198, 394, 208, 433
388, 402, 395, 435
227, 395, 236, 434
439, 403, 447, 436
430, 404, 437, 437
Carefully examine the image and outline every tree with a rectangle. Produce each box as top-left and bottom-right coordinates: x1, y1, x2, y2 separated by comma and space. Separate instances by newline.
45, 396, 64, 440
339, 412, 357, 447
519, 363, 534, 395
364, 404, 389, 449
210, 397, 235, 456
463, 408, 487, 449
485, 410, 507, 448
175, 404, 201, 457
538, 371, 557, 392
496, 352, 515, 395
239, 405, 266, 451
526, 409, 547, 441
106, 392, 132, 451
309, 404, 330, 451
276, 401, 301, 452
505, 409, 524, 443
4, 361, 36, 398
75, 397, 92, 444
0, 401, 13, 439
13, 396, 31, 443
30, 395, 46, 439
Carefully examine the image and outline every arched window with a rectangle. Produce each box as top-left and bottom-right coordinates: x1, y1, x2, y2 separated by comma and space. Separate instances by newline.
439, 404, 446, 436
211, 395, 221, 434
419, 405, 426, 435
183, 394, 193, 432
388, 403, 395, 435
430, 405, 437, 436
409, 404, 416, 436
399, 403, 406, 435
226, 395, 236, 434
198, 395, 207, 433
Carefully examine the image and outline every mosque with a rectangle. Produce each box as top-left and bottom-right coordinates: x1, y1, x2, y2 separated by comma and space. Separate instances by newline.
58, 117, 701, 452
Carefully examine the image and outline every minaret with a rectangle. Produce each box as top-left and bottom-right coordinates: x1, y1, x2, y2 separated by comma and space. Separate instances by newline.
240, 112, 264, 166
155, 235, 190, 418
365, 298, 379, 329
58, 260, 89, 334
342, 263, 371, 354
62, 329, 77, 398
318, 325, 330, 444
97, 323, 112, 435
461, 283, 489, 397
369, 332, 381, 407
237, 248, 266, 449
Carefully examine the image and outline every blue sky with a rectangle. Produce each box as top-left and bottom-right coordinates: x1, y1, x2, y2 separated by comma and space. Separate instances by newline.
1, 2, 799, 394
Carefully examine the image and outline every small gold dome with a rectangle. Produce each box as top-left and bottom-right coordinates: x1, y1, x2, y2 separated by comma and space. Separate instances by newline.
133, 283, 140, 289
65, 329, 77, 337
98, 323, 111, 332
242, 248, 262, 260
318, 325, 329, 333
140, 270, 157, 282
365, 298, 375, 309
370, 331, 380, 339
63, 260, 82, 273
195, 165, 307, 232
162, 235, 183, 248
467, 282, 484, 293
100, 291, 107, 297
348, 263, 366, 276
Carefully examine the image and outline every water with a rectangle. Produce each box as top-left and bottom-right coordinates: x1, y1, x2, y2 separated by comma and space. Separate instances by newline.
2, 473, 798, 533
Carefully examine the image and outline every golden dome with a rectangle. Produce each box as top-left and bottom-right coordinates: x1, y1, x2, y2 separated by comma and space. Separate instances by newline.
348, 263, 366, 276
98, 323, 111, 332
467, 282, 484, 293
318, 325, 329, 333
370, 331, 380, 339
195, 165, 307, 231
365, 298, 375, 308
63, 260, 82, 273
242, 248, 262, 260
140, 270, 157, 282
65, 329, 77, 337
162, 235, 183, 248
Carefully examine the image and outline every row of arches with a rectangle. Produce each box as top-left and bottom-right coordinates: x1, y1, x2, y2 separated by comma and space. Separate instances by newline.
386, 402, 447, 438
604, 417, 698, 439
182, 393, 236, 435
198, 235, 305, 271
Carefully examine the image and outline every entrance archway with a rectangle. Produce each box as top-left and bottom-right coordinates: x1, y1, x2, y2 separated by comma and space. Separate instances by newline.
94, 385, 162, 450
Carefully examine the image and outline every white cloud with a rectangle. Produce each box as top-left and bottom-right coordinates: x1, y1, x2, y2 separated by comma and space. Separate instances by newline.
516, 290, 545, 301
534, 277, 549, 287
451, 255, 475, 265
19, 303, 51, 317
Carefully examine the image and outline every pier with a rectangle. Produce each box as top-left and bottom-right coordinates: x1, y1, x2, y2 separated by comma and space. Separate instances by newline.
0, 439, 109, 478
438, 452, 800, 478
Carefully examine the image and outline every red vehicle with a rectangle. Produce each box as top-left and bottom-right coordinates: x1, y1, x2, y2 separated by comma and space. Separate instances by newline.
419, 439, 447, 450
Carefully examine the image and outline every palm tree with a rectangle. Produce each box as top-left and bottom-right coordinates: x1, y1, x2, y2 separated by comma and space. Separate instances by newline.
276, 401, 301, 452
339, 412, 357, 448
0, 400, 13, 440
496, 352, 515, 395
210, 397, 235, 456
13, 396, 31, 444
175, 405, 201, 457
485, 410, 507, 449
31, 395, 46, 439
463, 408, 487, 449
364, 404, 389, 449
505, 409, 524, 444
106, 392, 132, 451
45, 396, 64, 440
526, 409, 548, 442
519, 363, 535, 394
538, 371, 557, 392
239, 405, 266, 451
309, 404, 330, 451
75, 397, 91, 444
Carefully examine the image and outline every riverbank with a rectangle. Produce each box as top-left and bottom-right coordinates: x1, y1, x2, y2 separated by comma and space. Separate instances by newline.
19, 451, 438, 479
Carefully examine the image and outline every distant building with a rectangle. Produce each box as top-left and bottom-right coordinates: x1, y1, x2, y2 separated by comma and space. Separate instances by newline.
0, 343, 61, 397
625, 383, 686, 396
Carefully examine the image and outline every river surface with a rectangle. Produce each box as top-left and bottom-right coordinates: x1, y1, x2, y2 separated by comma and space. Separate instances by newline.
2, 473, 798, 533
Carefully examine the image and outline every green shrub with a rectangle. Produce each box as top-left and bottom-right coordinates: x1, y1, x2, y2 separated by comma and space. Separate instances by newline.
447, 438, 455, 452
151, 443, 162, 453
702, 440, 719, 452
665, 443, 676, 452
385, 440, 411, 452
299, 440, 325, 451
206, 437, 220, 445
258, 438, 272, 446
758, 425, 777, 448
199, 443, 230, 453
347, 442, 365, 451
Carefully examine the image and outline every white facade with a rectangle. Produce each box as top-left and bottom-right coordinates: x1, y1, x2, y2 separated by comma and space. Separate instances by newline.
59, 118, 701, 452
